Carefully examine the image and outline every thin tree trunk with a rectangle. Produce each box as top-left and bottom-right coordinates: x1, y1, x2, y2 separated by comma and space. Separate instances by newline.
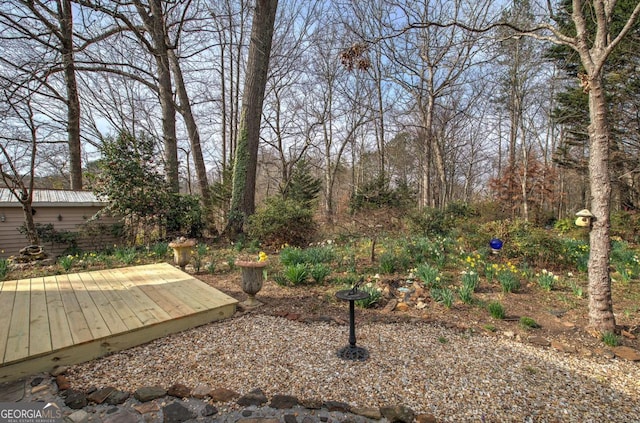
168, 50, 210, 206
60, 0, 82, 189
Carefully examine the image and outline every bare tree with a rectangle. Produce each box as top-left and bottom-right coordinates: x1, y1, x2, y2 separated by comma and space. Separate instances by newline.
227, 0, 279, 236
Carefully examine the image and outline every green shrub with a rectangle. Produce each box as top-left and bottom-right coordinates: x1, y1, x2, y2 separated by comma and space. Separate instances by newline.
601, 331, 620, 347
379, 252, 396, 274
461, 270, 480, 292
488, 301, 505, 319
279, 246, 306, 266
355, 283, 383, 308
458, 285, 474, 304
0, 259, 9, 280
115, 246, 137, 265
520, 316, 540, 329
537, 269, 558, 291
150, 242, 169, 258
416, 263, 441, 288
498, 270, 520, 293
58, 255, 75, 272
284, 263, 308, 285
303, 246, 336, 264
309, 264, 331, 284
247, 197, 317, 247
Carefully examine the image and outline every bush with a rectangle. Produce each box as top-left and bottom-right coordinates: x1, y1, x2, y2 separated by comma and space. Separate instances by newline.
247, 197, 317, 247
488, 301, 505, 319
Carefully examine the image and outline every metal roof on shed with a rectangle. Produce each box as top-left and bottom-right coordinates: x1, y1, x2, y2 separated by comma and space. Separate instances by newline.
0, 188, 108, 207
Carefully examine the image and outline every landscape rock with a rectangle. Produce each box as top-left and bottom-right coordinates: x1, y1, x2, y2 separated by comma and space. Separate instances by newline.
416, 413, 438, 423
237, 388, 268, 407
162, 401, 195, 423
65, 409, 89, 423
201, 404, 218, 417
63, 390, 87, 409
134, 401, 160, 414
323, 400, 351, 413
210, 387, 240, 402
551, 340, 577, 354
612, 346, 640, 361
528, 336, 551, 347
105, 390, 129, 405
351, 406, 382, 419
87, 387, 115, 404
191, 383, 211, 399
30, 377, 44, 387
134, 386, 166, 402
167, 383, 191, 398
395, 302, 411, 312
56, 375, 71, 391
270, 394, 299, 409
380, 405, 415, 423
102, 411, 139, 423
382, 299, 398, 313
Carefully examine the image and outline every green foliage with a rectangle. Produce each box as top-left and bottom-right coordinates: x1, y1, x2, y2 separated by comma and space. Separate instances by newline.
279, 245, 335, 267
282, 159, 322, 207
309, 264, 331, 284
355, 283, 382, 308
601, 331, 621, 347
166, 194, 205, 239
553, 218, 574, 234
284, 263, 308, 285
488, 301, 505, 319
150, 242, 169, 258
88, 132, 171, 237
498, 270, 521, 293
349, 175, 414, 212
461, 270, 480, 292
405, 203, 476, 237
19, 223, 78, 249
247, 196, 317, 247
537, 269, 558, 291
379, 252, 396, 274
193, 243, 209, 273
568, 280, 584, 298
416, 263, 441, 288
114, 246, 137, 265
561, 238, 590, 272
431, 287, 454, 308
458, 284, 474, 304
520, 317, 540, 329
0, 259, 8, 280
58, 255, 74, 272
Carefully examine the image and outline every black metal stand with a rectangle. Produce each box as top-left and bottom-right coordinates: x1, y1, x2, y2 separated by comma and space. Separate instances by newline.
335, 289, 369, 361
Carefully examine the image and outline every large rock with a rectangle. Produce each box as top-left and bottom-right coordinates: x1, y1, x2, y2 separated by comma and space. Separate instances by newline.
237, 388, 268, 407
163, 401, 195, 423
380, 405, 415, 423
134, 386, 166, 402
612, 346, 640, 361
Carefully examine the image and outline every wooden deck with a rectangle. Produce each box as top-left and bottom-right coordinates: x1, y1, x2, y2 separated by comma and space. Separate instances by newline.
0, 263, 238, 382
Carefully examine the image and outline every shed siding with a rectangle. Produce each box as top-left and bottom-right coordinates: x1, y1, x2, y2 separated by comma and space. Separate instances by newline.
0, 207, 120, 259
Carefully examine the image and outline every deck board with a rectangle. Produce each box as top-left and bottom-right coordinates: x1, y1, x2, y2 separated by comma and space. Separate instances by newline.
43, 275, 74, 351
0, 263, 238, 383
29, 277, 52, 356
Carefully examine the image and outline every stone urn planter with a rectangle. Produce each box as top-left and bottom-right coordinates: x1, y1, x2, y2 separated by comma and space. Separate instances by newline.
168, 238, 196, 270
235, 259, 268, 308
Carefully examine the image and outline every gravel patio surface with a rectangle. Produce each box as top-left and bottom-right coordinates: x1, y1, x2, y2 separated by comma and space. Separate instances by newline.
67, 312, 640, 422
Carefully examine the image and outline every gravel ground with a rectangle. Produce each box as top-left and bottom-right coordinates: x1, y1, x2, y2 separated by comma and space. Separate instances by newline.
67, 313, 640, 422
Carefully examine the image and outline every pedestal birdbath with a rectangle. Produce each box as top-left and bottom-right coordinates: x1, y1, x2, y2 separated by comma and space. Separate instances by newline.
168, 238, 196, 270
335, 284, 370, 361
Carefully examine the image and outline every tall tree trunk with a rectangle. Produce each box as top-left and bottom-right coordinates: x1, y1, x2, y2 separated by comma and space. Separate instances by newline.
227, 0, 278, 236
60, 0, 82, 189
168, 50, 211, 207
586, 75, 615, 333
143, 0, 179, 193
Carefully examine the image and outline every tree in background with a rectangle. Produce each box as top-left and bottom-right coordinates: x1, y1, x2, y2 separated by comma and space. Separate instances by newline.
227, 0, 279, 237
88, 132, 171, 243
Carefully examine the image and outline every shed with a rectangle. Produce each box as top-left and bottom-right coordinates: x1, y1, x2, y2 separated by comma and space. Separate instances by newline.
0, 188, 121, 259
